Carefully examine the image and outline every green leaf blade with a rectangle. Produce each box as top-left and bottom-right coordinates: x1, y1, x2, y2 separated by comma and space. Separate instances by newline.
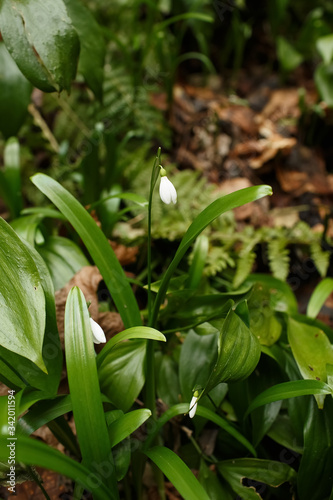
307, 278, 333, 318
0, 0, 80, 93
245, 380, 332, 417
31, 173, 142, 328
64, 286, 118, 494
0, 217, 46, 372
145, 446, 210, 500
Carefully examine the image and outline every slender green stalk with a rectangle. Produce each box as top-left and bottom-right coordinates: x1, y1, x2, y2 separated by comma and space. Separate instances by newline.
145, 148, 161, 418
147, 148, 161, 321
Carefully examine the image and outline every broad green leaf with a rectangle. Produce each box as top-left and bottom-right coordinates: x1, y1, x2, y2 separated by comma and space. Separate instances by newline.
277, 36, 303, 73
248, 283, 282, 346
0, 217, 46, 371
0, 0, 79, 93
63, 0, 105, 100
0, 42, 31, 139
218, 458, 296, 499
245, 380, 332, 417
179, 329, 219, 400
151, 185, 272, 327
288, 317, 333, 407
13, 242, 62, 394
3, 137, 22, 218
199, 459, 233, 500
297, 397, 333, 500
186, 234, 209, 289
98, 341, 146, 412
0, 436, 111, 500
107, 409, 151, 447
31, 173, 142, 328
245, 274, 298, 315
96, 326, 165, 367
11, 214, 45, 246
37, 235, 89, 291
202, 308, 261, 395
315, 63, 333, 107
157, 355, 181, 407
267, 414, 303, 454
64, 286, 118, 494
247, 355, 284, 447
307, 278, 333, 318
317, 34, 333, 65
144, 403, 256, 457
17, 393, 111, 436
145, 446, 210, 500
90, 192, 148, 211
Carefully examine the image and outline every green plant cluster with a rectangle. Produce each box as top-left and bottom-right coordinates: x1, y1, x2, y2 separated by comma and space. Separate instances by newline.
1, 1, 333, 499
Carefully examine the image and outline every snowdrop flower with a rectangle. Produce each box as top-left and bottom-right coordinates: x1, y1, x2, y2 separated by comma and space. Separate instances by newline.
90, 317, 106, 344
159, 166, 177, 205
189, 391, 200, 418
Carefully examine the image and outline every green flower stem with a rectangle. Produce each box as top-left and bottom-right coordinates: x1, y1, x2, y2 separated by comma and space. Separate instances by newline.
146, 148, 161, 418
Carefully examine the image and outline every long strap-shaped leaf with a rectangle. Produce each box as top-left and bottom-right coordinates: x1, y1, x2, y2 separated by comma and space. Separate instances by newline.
245, 380, 332, 418
145, 446, 210, 500
150, 185, 272, 327
31, 173, 141, 328
65, 286, 118, 496
0, 435, 110, 500
143, 403, 256, 457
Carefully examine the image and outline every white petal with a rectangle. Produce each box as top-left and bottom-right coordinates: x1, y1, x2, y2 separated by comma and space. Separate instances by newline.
159, 176, 177, 205
90, 318, 106, 344
189, 396, 198, 418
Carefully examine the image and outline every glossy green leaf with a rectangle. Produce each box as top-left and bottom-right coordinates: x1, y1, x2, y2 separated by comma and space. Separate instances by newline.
288, 317, 333, 407
245, 274, 298, 315
267, 414, 303, 454
277, 36, 303, 72
198, 460, 233, 500
0, 42, 31, 139
218, 458, 296, 499
245, 380, 332, 417
145, 446, 210, 500
144, 403, 256, 457
3, 137, 22, 218
248, 283, 282, 346
179, 329, 219, 400
16, 242, 62, 394
16, 395, 71, 436
247, 355, 284, 447
151, 185, 272, 327
315, 63, 333, 107
64, 286, 118, 494
0, 0, 80, 93
0, 217, 46, 371
186, 234, 209, 289
63, 0, 105, 100
37, 235, 89, 291
157, 355, 181, 407
31, 173, 142, 328
317, 34, 333, 65
307, 278, 333, 318
203, 308, 261, 394
0, 436, 111, 500
297, 397, 333, 500
97, 326, 165, 367
99, 341, 146, 412
107, 409, 151, 447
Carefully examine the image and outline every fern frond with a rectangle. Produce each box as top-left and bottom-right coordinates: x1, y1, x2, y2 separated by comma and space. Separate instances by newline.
310, 242, 330, 277
267, 238, 290, 281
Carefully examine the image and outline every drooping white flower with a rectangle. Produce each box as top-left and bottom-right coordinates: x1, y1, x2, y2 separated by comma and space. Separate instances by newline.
90, 317, 106, 344
189, 394, 199, 418
159, 167, 177, 205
